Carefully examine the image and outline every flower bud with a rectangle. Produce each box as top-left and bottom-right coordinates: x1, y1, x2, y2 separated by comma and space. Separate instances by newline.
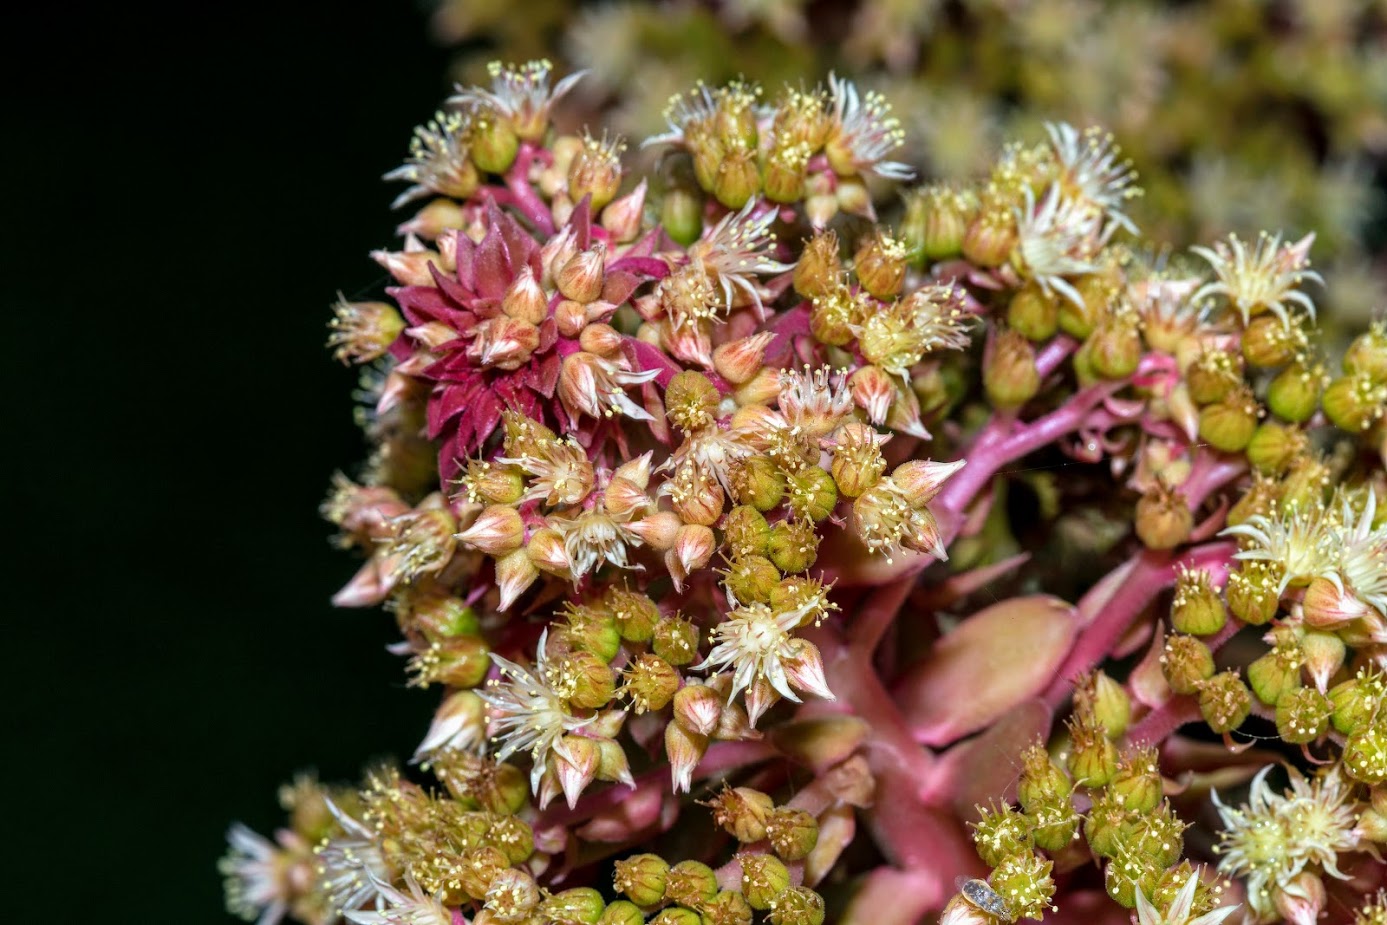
614, 853, 669, 906
704, 786, 775, 843
1056, 275, 1109, 341
525, 525, 572, 577
722, 555, 781, 604
835, 176, 872, 218
961, 205, 1015, 268
541, 888, 608, 925
1197, 385, 1260, 453
1247, 629, 1303, 706
1274, 873, 1325, 925
457, 845, 510, 900
902, 184, 974, 263
1246, 421, 1307, 475
327, 297, 406, 364
1187, 348, 1244, 405
1110, 748, 1164, 813
673, 683, 724, 736
455, 504, 525, 556
713, 144, 761, 209
763, 141, 810, 204
495, 547, 540, 611
1197, 670, 1252, 733
470, 112, 520, 174
767, 518, 820, 574
403, 592, 481, 641
552, 735, 601, 808
554, 651, 616, 709
784, 467, 838, 522
666, 371, 720, 433
1241, 314, 1302, 368
1017, 742, 1072, 813
766, 807, 818, 861
893, 458, 965, 507
408, 636, 491, 689
767, 887, 826, 925
970, 802, 1034, 867
938, 893, 998, 925
729, 458, 786, 513
1007, 283, 1060, 342
1162, 633, 1215, 695
984, 328, 1041, 409
598, 901, 644, 925
622, 653, 681, 714
854, 230, 909, 299
990, 852, 1056, 921
568, 134, 625, 212
663, 859, 718, 909
1066, 716, 1119, 786
1135, 482, 1192, 550
661, 186, 704, 246
667, 524, 716, 590
1170, 567, 1227, 636
485, 867, 541, 922
1300, 630, 1345, 692
1344, 723, 1387, 783
1302, 576, 1369, 630
560, 245, 609, 305
1226, 560, 1281, 625
703, 890, 755, 925
627, 511, 681, 552
1029, 799, 1082, 853
794, 230, 841, 301
828, 423, 887, 499
1080, 671, 1132, 738
1330, 668, 1384, 735
1323, 373, 1387, 433
739, 854, 790, 910
652, 615, 700, 667
647, 910, 701, 925
1088, 313, 1142, 379
499, 265, 548, 325
1267, 362, 1323, 423
1275, 686, 1332, 744
849, 364, 895, 424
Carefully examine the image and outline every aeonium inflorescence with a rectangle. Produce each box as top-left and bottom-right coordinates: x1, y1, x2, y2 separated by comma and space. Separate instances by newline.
226, 60, 1387, 925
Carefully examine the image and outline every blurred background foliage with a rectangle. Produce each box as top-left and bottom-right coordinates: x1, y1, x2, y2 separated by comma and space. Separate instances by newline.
429, 0, 1387, 329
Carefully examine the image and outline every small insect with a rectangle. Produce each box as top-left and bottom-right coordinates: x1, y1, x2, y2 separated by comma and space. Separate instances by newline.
958, 877, 1011, 919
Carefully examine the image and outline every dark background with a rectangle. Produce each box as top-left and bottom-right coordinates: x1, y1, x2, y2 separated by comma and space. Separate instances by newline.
7, 3, 452, 921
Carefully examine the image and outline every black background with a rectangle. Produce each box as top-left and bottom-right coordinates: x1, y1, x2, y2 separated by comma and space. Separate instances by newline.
7, 3, 452, 920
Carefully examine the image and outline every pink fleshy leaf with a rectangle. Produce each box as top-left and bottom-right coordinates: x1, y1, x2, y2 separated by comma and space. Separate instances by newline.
568, 195, 592, 250
927, 697, 1053, 818
897, 595, 1078, 746
474, 223, 513, 299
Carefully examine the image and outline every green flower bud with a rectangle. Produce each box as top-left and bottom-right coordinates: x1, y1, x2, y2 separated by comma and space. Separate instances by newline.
984, 328, 1041, 409
763, 142, 809, 205
406, 593, 482, 641
1247, 633, 1303, 707
542, 887, 608, 925
1107, 747, 1162, 812
830, 422, 886, 498
1226, 560, 1281, 625
1017, 743, 1072, 812
1088, 313, 1142, 379
702, 890, 755, 925
598, 901, 646, 925
767, 519, 819, 574
554, 650, 617, 709
740, 854, 790, 910
1323, 374, 1387, 433
563, 604, 623, 662
1246, 421, 1308, 475
766, 807, 819, 861
1058, 273, 1112, 339
1162, 633, 1215, 694
1330, 668, 1385, 735
1084, 790, 1132, 859
606, 588, 660, 644
1066, 716, 1119, 787
731, 457, 787, 512
705, 787, 775, 843
724, 505, 772, 559
784, 466, 838, 522
1114, 801, 1185, 868
456, 844, 509, 901
568, 135, 625, 213
1075, 671, 1131, 738
793, 230, 841, 301
614, 853, 669, 906
409, 636, 491, 689
766, 887, 825, 925
1344, 720, 1387, 784
1344, 323, 1387, 381
1275, 687, 1332, 744
667, 860, 720, 909
1150, 862, 1223, 919
1266, 362, 1323, 423
1198, 670, 1252, 733
1170, 567, 1228, 636
990, 851, 1056, 921
902, 184, 974, 264
485, 813, 534, 862
1104, 860, 1146, 909
1007, 283, 1059, 342
652, 909, 703, 925
961, 205, 1016, 269
1186, 348, 1244, 405
1027, 798, 1081, 853
652, 616, 701, 666
470, 112, 520, 174
854, 230, 909, 299
662, 188, 704, 247
722, 555, 781, 605
1198, 386, 1260, 453
666, 371, 721, 433
1241, 314, 1302, 368
1135, 482, 1192, 550
1301, 630, 1345, 691
971, 801, 1034, 867
713, 144, 761, 209
622, 654, 681, 714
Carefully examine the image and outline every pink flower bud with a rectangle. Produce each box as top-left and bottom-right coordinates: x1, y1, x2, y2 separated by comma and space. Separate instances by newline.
851, 365, 895, 425
627, 511, 682, 551
553, 735, 601, 809
664, 720, 708, 794
525, 525, 572, 577
540, 226, 579, 288
579, 322, 625, 358
892, 458, 966, 507
396, 198, 464, 239
468, 316, 541, 370
554, 298, 589, 338
557, 243, 607, 304
782, 639, 835, 701
494, 547, 539, 610
714, 332, 776, 385
600, 178, 647, 243
613, 452, 654, 489
1274, 872, 1325, 925
672, 683, 724, 736
667, 523, 715, 590
455, 504, 525, 556
370, 245, 441, 286
501, 265, 548, 324
604, 476, 653, 520
745, 676, 780, 728
1302, 576, 1370, 629
414, 689, 487, 760
662, 318, 714, 367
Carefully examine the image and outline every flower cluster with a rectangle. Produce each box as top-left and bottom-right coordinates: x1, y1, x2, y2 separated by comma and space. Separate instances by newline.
227, 62, 1387, 925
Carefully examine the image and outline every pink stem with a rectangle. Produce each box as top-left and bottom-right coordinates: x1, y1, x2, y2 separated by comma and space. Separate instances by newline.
849, 576, 916, 658
1181, 452, 1248, 509
1042, 540, 1238, 708
1127, 696, 1201, 746
502, 144, 555, 236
